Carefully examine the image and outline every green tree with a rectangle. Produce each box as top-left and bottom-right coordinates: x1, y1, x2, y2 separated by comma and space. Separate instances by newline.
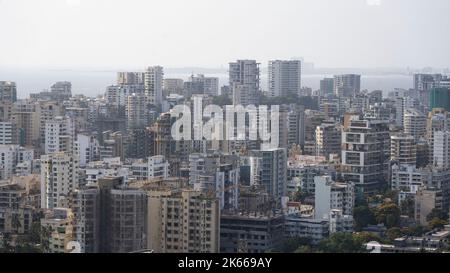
401, 225, 429, 237
14, 236, 42, 253
353, 206, 376, 231
426, 209, 448, 222
295, 245, 314, 253
386, 227, 403, 242
428, 218, 448, 230
28, 222, 42, 244
39, 226, 52, 253
353, 232, 383, 244
0, 233, 12, 253
11, 213, 22, 234
375, 202, 401, 228
381, 189, 398, 203
277, 237, 313, 253
400, 198, 415, 218
318, 233, 366, 253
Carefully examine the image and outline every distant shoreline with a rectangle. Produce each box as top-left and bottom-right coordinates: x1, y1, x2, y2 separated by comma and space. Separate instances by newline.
0, 67, 428, 99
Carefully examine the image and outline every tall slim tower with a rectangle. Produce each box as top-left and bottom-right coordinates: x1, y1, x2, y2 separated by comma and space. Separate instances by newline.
251, 148, 287, 204
229, 60, 260, 106
45, 116, 75, 154
145, 66, 164, 106
414, 74, 443, 110
0, 81, 17, 103
40, 152, 79, 209
320, 78, 334, 96
341, 116, 390, 196
126, 93, 148, 129
403, 109, 426, 141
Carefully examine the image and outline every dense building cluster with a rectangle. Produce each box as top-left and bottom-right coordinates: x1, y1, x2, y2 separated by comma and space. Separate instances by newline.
1, 63, 450, 253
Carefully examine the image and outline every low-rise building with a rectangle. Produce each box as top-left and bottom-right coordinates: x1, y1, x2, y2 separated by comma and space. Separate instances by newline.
220, 213, 284, 253
284, 216, 329, 244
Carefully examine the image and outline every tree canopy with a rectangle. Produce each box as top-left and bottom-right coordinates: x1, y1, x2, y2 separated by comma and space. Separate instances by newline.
353, 206, 377, 231
375, 202, 401, 228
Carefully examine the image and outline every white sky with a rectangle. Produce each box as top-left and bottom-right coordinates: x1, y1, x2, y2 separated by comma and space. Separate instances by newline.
0, 0, 449, 69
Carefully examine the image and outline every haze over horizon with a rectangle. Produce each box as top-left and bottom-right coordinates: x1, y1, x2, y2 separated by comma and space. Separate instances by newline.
1, 0, 450, 70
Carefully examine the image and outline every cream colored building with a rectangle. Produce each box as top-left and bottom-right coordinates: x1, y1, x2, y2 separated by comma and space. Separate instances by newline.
41, 208, 74, 253
40, 152, 79, 209
131, 178, 220, 253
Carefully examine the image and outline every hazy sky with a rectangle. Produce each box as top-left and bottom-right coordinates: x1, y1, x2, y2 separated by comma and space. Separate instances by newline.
1, 0, 449, 69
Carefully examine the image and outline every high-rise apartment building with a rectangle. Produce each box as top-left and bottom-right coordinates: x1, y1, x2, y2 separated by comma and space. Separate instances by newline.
414, 74, 442, 92
251, 148, 287, 204
433, 131, 450, 169
0, 81, 17, 103
403, 109, 426, 141
0, 145, 33, 180
430, 87, 450, 112
320, 78, 334, 96
315, 123, 342, 159
126, 93, 148, 129
72, 177, 147, 253
41, 152, 79, 209
72, 186, 100, 253
117, 72, 145, 85
0, 102, 13, 122
11, 100, 37, 147
131, 155, 170, 181
144, 66, 164, 106
390, 134, 417, 166
45, 116, 75, 154
106, 85, 145, 107
287, 106, 305, 146
139, 184, 220, 253
107, 187, 147, 253
159, 189, 219, 253
229, 60, 260, 106
125, 128, 153, 159
188, 153, 240, 210
50, 82, 72, 102
163, 78, 184, 96
314, 176, 355, 220
100, 131, 124, 161
390, 164, 425, 193
341, 116, 390, 196
426, 108, 450, 164
334, 74, 361, 97
0, 122, 13, 145
414, 74, 444, 110
394, 96, 418, 127
0, 145, 20, 180
75, 134, 100, 168
37, 100, 63, 149
184, 74, 219, 97
268, 60, 302, 97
